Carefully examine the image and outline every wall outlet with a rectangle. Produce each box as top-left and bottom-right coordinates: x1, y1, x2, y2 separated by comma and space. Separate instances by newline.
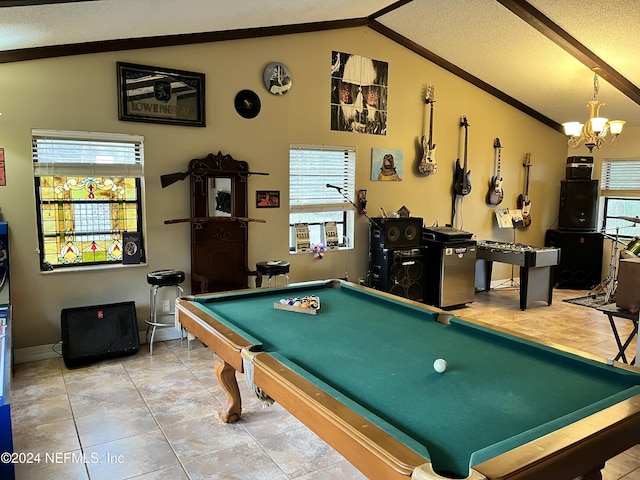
162, 299, 171, 313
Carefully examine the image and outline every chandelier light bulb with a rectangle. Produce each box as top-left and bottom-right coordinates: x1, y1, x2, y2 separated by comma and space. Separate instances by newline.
609, 120, 625, 135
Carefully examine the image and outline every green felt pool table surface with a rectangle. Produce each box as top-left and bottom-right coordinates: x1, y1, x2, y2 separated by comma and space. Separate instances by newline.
178, 280, 640, 480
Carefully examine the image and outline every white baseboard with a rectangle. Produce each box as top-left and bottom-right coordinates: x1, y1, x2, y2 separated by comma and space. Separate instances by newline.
13, 327, 182, 365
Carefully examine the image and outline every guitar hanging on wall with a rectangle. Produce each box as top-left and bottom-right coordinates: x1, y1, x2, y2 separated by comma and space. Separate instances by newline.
517, 153, 532, 227
487, 137, 504, 205
453, 116, 472, 196
418, 85, 437, 176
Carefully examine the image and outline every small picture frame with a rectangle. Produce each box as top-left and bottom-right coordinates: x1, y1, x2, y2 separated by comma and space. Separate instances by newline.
117, 62, 206, 127
256, 190, 280, 208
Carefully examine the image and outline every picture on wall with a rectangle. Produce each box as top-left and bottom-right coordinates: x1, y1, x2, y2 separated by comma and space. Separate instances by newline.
371, 148, 403, 181
117, 62, 206, 127
256, 190, 280, 208
330, 51, 388, 135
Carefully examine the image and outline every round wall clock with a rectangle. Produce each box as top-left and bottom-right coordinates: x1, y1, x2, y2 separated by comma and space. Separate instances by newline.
234, 90, 261, 118
263, 62, 292, 95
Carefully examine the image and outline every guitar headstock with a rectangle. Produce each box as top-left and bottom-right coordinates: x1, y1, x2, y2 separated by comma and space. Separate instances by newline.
426, 85, 435, 104
494, 137, 502, 149
461, 115, 469, 127
523, 152, 532, 167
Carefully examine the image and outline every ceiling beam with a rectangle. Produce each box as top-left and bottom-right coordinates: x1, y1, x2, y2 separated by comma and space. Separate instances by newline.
497, 0, 640, 105
0, 18, 369, 64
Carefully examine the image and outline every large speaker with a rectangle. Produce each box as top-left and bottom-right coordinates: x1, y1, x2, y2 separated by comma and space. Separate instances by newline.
61, 301, 140, 368
545, 230, 603, 288
370, 217, 423, 249
370, 247, 426, 301
558, 180, 598, 231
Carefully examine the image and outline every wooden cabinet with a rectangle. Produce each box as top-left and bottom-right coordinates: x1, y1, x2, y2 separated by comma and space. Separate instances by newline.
164, 152, 265, 294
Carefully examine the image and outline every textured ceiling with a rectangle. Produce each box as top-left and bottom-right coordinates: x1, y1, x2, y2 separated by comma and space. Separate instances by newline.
1, 0, 639, 129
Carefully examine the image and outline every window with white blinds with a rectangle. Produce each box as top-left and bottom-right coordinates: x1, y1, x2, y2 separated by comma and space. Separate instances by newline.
289, 145, 356, 251
600, 159, 640, 192
599, 158, 640, 239
32, 129, 144, 177
32, 129, 145, 270
289, 145, 356, 213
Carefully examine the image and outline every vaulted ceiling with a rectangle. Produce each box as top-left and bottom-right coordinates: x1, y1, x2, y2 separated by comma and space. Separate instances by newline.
2, 0, 639, 131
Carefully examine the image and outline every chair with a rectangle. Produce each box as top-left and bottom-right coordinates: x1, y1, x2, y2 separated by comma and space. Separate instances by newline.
145, 269, 185, 355
255, 261, 290, 287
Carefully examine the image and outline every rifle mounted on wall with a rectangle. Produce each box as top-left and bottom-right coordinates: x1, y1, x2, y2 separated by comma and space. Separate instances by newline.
160, 152, 269, 188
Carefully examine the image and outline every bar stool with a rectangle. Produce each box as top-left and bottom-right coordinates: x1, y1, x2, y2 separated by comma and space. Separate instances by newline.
145, 269, 185, 355
256, 261, 290, 287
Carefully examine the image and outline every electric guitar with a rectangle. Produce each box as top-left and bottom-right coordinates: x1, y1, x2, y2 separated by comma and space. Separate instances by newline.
453, 116, 472, 196
487, 138, 504, 205
517, 153, 532, 227
418, 85, 437, 176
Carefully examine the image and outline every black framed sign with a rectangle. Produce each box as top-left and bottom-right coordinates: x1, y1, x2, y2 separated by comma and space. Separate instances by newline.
256, 190, 280, 208
117, 62, 206, 127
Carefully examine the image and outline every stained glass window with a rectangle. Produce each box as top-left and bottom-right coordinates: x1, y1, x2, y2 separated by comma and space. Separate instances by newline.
32, 130, 144, 270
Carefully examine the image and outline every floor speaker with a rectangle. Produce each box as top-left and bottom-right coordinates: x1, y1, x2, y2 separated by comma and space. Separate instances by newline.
370, 247, 426, 301
370, 217, 423, 249
558, 180, 598, 231
545, 229, 603, 288
61, 301, 140, 368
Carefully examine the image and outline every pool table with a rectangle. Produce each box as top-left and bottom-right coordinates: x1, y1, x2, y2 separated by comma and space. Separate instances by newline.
175, 279, 640, 480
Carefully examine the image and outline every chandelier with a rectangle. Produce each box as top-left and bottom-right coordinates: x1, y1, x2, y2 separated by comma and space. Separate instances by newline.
562, 73, 625, 152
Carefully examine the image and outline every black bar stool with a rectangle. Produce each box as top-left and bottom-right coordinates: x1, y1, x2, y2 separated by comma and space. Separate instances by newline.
145, 269, 185, 355
255, 261, 290, 287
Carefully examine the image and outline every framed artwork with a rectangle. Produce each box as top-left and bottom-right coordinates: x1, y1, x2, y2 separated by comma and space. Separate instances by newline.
330, 51, 388, 135
117, 62, 206, 127
256, 190, 280, 208
371, 148, 403, 181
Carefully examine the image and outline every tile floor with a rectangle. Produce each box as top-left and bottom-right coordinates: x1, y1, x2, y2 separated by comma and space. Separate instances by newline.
9, 286, 640, 479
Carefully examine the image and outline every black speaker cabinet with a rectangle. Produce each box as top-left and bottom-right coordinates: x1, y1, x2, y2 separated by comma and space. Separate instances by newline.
370, 247, 426, 301
558, 180, 598, 231
61, 301, 140, 368
370, 217, 423, 249
545, 230, 603, 289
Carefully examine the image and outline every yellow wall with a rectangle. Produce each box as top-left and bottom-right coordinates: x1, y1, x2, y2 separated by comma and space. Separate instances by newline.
0, 26, 572, 350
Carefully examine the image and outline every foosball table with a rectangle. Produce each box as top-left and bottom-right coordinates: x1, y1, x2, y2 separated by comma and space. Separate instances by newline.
475, 240, 560, 310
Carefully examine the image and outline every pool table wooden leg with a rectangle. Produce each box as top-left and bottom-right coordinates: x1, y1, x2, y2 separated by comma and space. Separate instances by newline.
214, 357, 242, 423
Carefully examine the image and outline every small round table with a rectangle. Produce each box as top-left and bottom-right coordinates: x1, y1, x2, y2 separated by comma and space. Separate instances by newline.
256, 261, 290, 287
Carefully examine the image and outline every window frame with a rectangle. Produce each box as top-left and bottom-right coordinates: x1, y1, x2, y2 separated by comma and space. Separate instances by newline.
289, 145, 356, 253
599, 158, 640, 240
32, 129, 145, 271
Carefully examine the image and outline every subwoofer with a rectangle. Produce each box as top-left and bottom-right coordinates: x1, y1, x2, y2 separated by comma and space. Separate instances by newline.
545, 229, 603, 288
558, 180, 598, 231
370, 247, 426, 301
61, 301, 140, 368
370, 217, 423, 249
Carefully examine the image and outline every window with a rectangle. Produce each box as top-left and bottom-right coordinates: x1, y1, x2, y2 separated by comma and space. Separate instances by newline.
32, 129, 145, 271
289, 145, 356, 251
600, 159, 640, 239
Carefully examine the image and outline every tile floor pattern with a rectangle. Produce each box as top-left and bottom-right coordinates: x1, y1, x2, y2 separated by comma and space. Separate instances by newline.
9, 286, 640, 479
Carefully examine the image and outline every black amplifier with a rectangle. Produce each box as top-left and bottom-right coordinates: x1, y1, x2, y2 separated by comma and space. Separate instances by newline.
566, 156, 593, 179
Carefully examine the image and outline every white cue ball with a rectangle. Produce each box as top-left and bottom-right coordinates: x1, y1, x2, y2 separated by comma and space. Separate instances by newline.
433, 358, 448, 373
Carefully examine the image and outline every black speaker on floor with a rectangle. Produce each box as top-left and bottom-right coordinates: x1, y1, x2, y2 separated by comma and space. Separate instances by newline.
545, 230, 603, 289
61, 301, 140, 368
370, 217, 423, 249
558, 180, 598, 231
370, 247, 426, 301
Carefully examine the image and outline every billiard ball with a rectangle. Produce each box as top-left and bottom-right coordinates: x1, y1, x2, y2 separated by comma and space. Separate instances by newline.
433, 358, 448, 373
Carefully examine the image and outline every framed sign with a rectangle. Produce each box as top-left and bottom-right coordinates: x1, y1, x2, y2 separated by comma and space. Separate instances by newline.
256, 190, 280, 208
117, 62, 206, 127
